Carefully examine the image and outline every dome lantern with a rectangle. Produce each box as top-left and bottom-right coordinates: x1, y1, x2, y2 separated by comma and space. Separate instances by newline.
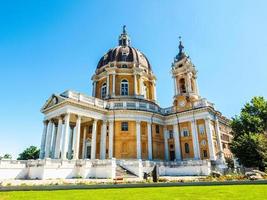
118, 25, 131, 46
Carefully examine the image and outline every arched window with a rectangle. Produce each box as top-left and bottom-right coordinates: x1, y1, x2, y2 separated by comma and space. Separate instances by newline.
185, 143, 190, 154
121, 79, 128, 95
179, 78, 186, 93
101, 83, 107, 98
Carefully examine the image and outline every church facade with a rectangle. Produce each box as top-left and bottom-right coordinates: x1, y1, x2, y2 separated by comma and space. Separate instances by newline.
39, 26, 232, 166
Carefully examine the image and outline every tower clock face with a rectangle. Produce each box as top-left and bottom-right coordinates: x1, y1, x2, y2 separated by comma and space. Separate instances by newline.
179, 101, 185, 107
179, 100, 186, 107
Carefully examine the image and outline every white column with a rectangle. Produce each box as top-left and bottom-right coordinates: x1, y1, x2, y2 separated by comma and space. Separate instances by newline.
176, 78, 180, 95
134, 73, 137, 96
91, 119, 98, 159
39, 121, 48, 159
100, 120, 107, 159
173, 76, 178, 96
136, 121, 141, 159
54, 118, 63, 159
51, 123, 57, 158
173, 124, 181, 160
106, 74, 110, 96
191, 120, 200, 159
61, 113, 70, 159
112, 74, 115, 96
147, 122, 152, 160
187, 73, 192, 93
163, 126, 169, 161
92, 81, 96, 97
44, 120, 53, 158
205, 117, 216, 160
68, 127, 74, 159
215, 116, 225, 161
73, 116, 81, 159
108, 120, 114, 158
82, 126, 87, 159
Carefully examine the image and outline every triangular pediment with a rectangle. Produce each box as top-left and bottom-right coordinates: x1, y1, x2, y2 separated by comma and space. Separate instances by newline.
41, 94, 65, 111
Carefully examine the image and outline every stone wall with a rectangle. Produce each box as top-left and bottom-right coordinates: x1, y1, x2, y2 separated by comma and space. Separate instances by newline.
0, 159, 116, 180
0, 159, 212, 180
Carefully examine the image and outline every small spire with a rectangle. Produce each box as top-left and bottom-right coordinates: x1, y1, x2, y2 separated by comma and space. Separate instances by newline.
174, 36, 186, 62
178, 36, 184, 54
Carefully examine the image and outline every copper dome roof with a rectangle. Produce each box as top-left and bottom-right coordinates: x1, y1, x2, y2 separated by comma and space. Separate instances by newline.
96, 26, 152, 70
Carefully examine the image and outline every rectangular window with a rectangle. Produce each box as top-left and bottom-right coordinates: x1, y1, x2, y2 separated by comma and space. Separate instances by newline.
182, 128, 189, 137
156, 125, 160, 134
88, 125, 92, 133
203, 150, 208, 158
121, 122, 128, 131
198, 124, 205, 135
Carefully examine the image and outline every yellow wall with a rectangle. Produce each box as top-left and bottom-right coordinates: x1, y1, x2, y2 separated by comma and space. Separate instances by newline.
114, 120, 137, 159
152, 123, 165, 160
96, 121, 102, 159
179, 122, 194, 159
196, 119, 210, 159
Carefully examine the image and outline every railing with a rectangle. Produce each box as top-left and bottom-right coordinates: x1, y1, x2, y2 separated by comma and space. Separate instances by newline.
108, 101, 162, 114
60, 90, 214, 115
61, 90, 107, 109
142, 159, 210, 167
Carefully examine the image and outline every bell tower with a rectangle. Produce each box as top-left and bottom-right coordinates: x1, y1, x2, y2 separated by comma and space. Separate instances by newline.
171, 37, 200, 111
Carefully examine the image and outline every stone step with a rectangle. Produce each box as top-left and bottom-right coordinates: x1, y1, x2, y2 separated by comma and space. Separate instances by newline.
115, 165, 137, 178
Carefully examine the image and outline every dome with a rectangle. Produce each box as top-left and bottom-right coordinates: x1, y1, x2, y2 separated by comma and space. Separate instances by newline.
96, 46, 151, 70
96, 26, 152, 71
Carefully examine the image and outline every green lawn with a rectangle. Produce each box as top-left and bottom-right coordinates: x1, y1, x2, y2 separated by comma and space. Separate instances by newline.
0, 185, 266, 200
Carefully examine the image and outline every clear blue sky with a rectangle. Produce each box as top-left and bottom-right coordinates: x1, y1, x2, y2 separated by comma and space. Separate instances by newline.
0, 0, 266, 158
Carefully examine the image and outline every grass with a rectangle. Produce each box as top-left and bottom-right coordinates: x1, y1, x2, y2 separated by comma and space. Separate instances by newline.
0, 185, 266, 200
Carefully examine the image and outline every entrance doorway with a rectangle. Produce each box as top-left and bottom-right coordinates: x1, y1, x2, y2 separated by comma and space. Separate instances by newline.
170, 150, 175, 161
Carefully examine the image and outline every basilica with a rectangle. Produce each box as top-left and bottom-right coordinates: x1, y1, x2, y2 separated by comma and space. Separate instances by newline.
22, 26, 233, 179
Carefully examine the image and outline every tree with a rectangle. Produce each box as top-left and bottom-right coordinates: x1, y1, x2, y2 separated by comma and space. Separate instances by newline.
0, 154, 12, 160
230, 96, 267, 170
3, 154, 12, 159
225, 157, 234, 170
17, 146, 40, 160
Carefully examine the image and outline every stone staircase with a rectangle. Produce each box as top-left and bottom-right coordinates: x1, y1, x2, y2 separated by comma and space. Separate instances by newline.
115, 165, 138, 179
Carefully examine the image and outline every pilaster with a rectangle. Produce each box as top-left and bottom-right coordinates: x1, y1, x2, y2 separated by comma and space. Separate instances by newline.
136, 120, 141, 159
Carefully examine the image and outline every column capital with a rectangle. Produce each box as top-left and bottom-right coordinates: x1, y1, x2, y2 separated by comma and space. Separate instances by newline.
205, 116, 212, 121
108, 119, 114, 123
64, 112, 71, 118
136, 120, 141, 124
190, 119, 196, 124
75, 115, 82, 120
58, 115, 64, 120
163, 126, 168, 131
